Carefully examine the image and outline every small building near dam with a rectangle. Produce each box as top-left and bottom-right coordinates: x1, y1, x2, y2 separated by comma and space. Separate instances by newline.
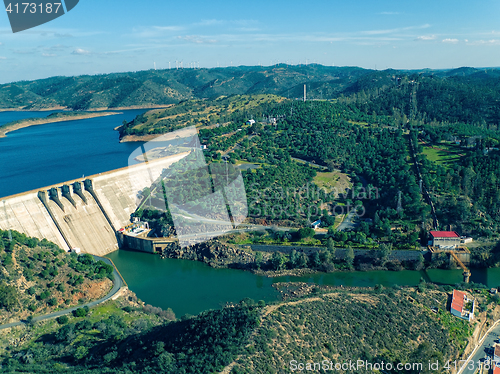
428, 231, 461, 249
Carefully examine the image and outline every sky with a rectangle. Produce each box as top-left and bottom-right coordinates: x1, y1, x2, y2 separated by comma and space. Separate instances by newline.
1, 0, 500, 83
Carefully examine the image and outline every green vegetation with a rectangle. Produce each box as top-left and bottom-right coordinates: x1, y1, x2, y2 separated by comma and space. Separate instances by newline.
421, 142, 466, 166
411, 128, 500, 238
0, 65, 373, 110
1, 298, 257, 374
120, 94, 283, 137
0, 229, 113, 323
1, 286, 477, 374
232, 286, 472, 374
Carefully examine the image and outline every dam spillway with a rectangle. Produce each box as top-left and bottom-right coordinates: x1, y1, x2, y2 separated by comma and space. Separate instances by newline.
0, 152, 189, 255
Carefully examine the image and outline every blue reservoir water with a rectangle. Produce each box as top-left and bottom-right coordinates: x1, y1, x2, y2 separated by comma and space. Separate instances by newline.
0, 110, 146, 198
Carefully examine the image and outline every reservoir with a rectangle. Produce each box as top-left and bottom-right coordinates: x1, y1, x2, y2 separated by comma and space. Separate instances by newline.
0, 110, 146, 198
1, 110, 500, 317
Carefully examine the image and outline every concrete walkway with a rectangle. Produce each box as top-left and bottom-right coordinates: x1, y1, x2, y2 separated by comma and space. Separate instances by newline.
0, 255, 125, 331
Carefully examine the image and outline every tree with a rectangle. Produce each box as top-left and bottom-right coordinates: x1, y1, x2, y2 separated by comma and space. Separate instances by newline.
297, 253, 308, 268
270, 252, 286, 271
254, 252, 264, 269
0, 283, 18, 311
74, 346, 89, 360
56, 315, 69, 324
415, 254, 425, 271
378, 243, 393, 264
298, 227, 315, 239
73, 306, 89, 318
289, 250, 299, 268
327, 237, 335, 253
345, 247, 355, 268
310, 251, 321, 268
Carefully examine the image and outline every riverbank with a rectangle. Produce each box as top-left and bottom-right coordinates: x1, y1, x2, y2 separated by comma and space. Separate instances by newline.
152, 239, 425, 279
0, 104, 171, 113
0, 111, 122, 138
119, 134, 164, 143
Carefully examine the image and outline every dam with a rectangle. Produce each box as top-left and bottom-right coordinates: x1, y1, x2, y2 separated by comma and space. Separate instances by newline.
0, 152, 189, 255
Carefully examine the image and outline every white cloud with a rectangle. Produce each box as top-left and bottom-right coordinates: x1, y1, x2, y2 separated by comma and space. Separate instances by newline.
378, 11, 400, 15
152, 26, 184, 32
415, 35, 436, 41
468, 39, 500, 45
195, 19, 258, 27
0, 56, 6, 60
42, 53, 57, 57
177, 35, 217, 44
131, 25, 184, 38
362, 24, 430, 36
72, 48, 90, 55
43, 44, 69, 51
442, 38, 459, 43
13, 49, 35, 54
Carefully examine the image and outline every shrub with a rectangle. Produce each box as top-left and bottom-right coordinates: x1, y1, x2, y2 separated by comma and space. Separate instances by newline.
73, 307, 89, 318
38, 290, 50, 300
56, 315, 69, 324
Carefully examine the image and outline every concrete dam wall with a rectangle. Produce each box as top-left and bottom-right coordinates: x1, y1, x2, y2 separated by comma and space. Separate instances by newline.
0, 153, 189, 255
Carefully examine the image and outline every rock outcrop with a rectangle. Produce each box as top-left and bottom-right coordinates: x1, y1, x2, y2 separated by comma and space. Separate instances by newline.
158, 240, 254, 268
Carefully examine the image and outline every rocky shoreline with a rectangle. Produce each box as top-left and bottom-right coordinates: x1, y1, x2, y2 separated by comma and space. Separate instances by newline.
157, 240, 255, 269
154, 239, 427, 278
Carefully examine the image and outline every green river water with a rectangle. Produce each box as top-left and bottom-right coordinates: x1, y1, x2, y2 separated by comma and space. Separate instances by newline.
106, 249, 500, 318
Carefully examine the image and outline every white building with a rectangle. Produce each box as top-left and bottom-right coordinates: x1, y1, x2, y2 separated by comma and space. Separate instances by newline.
451, 289, 474, 321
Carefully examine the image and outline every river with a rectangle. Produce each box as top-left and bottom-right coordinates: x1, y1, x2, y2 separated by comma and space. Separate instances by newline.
1, 110, 500, 317
107, 249, 500, 317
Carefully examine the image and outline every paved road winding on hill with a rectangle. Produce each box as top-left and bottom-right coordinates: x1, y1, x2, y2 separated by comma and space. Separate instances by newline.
458, 321, 500, 374
0, 255, 125, 331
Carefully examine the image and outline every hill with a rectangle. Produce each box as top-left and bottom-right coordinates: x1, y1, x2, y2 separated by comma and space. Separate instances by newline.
0, 229, 114, 324
3, 65, 500, 112
2, 284, 494, 374
0, 65, 371, 111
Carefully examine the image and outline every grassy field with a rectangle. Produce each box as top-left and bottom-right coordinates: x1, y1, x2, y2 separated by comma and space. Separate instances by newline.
313, 171, 352, 194
421, 141, 468, 167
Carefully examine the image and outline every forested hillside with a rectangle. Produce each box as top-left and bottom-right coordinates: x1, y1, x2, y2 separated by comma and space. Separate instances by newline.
2, 285, 488, 374
0, 229, 114, 324
125, 67, 500, 243
3, 65, 500, 112
0, 65, 369, 110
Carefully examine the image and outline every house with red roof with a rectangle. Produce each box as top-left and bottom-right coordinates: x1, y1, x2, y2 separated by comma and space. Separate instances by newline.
495, 344, 500, 363
429, 231, 461, 249
451, 289, 474, 321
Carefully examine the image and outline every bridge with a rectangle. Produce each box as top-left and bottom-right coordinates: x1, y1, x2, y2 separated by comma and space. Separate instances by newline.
0, 152, 189, 255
